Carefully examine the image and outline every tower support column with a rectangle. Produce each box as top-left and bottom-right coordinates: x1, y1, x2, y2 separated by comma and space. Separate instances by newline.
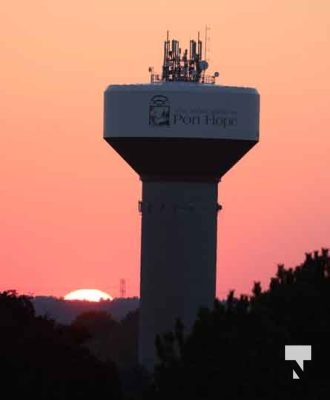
138, 177, 220, 369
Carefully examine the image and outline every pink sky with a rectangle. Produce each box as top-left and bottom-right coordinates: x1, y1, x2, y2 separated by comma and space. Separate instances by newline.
0, 0, 329, 299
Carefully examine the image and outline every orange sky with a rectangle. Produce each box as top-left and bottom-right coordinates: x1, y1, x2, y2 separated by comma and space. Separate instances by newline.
1, 0, 329, 299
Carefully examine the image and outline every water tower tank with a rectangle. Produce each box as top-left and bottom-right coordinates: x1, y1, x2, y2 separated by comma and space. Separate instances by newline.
104, 34, 259, 369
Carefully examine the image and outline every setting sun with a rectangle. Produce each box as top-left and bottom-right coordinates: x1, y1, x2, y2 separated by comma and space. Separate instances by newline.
64, 289, 113, 302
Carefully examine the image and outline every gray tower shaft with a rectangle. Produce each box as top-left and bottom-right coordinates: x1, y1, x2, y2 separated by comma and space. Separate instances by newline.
103, 82, 260, 371
139, 178, 219, 368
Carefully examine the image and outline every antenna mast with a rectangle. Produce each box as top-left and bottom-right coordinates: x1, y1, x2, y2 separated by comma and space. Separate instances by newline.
149, 31, 219, 84
120, 278, 126, 298
204, 25, 211, 63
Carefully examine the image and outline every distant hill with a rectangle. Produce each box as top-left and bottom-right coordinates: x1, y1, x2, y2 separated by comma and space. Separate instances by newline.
32, 296, 139, 324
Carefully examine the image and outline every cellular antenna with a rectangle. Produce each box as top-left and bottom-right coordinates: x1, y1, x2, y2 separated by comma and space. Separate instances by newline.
151, 32, 217, 84
204, 25, 211, 63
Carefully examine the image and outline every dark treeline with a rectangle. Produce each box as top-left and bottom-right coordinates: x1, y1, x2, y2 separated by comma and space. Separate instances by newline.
32, 296, 139, 324
0, 290, 122, 399
72, 309, 139, 368
1, 248, 330, 399
149, 248, 330, 400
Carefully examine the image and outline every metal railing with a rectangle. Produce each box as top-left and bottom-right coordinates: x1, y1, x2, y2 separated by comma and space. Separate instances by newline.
150, 73, 216, 84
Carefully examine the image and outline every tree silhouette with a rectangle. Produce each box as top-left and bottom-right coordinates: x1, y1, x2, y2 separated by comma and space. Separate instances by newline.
0, 290, 122, 399
72, 309, 138, 368
151, 248, 330, 400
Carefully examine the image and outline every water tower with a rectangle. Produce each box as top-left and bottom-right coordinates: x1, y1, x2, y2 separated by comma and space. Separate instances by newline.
103, 33, 260, 369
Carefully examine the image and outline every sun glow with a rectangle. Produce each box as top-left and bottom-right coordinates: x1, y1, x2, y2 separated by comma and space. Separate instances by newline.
64, 289, 113, 302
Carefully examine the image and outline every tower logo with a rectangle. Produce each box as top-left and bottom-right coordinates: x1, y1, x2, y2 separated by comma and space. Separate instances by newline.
149, 95, 170, 126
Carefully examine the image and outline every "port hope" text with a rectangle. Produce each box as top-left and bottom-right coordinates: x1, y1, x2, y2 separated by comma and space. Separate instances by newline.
173, 113, 237, 128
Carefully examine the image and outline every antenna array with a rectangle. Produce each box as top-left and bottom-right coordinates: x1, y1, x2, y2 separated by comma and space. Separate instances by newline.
149, 31, 219, 84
